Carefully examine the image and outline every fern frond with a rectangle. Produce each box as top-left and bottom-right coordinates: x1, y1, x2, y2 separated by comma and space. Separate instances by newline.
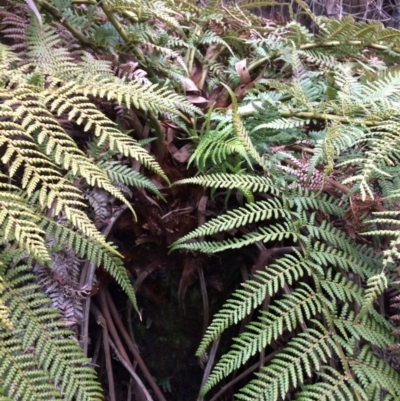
235, 327, 336, 401
295, 366, 365, 401
0, 260, 103, 401
320, 269, 363, 305
173, 173, 274, 193
26, 17, 76, 78
0, 335, 63, 401
357, 273, 387, 318
225, 84, 265, 167
98, 161, 165, 200
171, 198, 292, 247
0, 186, 50, 264
334, 308, 396, 348
75, 76, 199, 118
171, 221, 299, 252
305, 220, 380, 277
39, 216, 137, 310
196, 252, 312, 356
0, 278, 12, 331
201, 285, 322, 395
8, 88, 133, 211
45, 86, 170, 183
350, 345, 400, 398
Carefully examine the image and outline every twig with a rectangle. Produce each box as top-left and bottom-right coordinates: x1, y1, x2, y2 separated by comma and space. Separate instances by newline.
96, 292, 153, 400
98, 289, 131, 362
300, 40, 393, 52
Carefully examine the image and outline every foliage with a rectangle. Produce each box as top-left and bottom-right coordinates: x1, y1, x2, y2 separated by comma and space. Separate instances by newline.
169, 11, 400, 401
1, 0, 400, 399
0, 0, 199, 398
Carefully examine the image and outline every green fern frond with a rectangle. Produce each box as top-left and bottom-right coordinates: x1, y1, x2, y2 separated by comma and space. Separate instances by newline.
224, 84, 265, 168
295, 366, 365, 401
334, 307, 396, 348
306, 241, 376, 278
171, 221, 299, 252
0, 184, 49, 264
201, 285, 322, 395
351, 345, 400, 398
304, 220, 380, 277
45, 87, 170, 183
0, 259, 102, 401
0, 335, 63, 401
196, 252, 312, 356
320, 269, 363, 305
26, 17, 76, 78
357, 273, 387, 318
173, 173, 274, 193
9, 88, 134, 211
235, 327, 336, 401
0, 278, 12, 331
286, 189, 345, 216
171, 198, 292, 247
77, 77, 199, 118
98, 161, 165, 200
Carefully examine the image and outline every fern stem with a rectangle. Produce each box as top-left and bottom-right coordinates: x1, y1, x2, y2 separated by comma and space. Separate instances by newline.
186, 26, 202, 74
148, 112, 166, 159
238, 102, 381, 126
35, 0, 93, 46
71, 0, 96, 3
109, 339, 155, 401
248, 56, 271, 72
102, 323, 116, 401
198, 46, 226, 90
105, 288, 168, 401
300, 40, 390, 51
99, 2, 147, 66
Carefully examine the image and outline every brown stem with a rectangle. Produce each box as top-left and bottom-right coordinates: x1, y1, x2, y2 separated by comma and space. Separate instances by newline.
238, 102, 381, 126
99, 288, 131, 363
109, 339, 154, 401
198, 266, 209, 337
80, 206, 129, 355
148, 112, 166, 160
105, 288, 168, 401
92, 301, 150, 401
102, 324, 116, 401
